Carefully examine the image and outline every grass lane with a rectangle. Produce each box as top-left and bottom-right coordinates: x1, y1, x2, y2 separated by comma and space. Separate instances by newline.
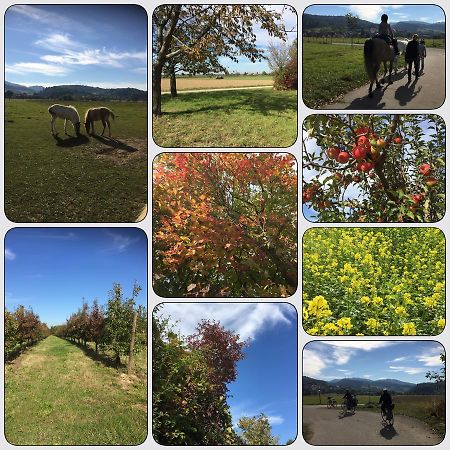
5, 335, 147, 445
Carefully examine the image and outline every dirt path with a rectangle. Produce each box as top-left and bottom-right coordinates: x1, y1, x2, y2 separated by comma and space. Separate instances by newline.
321, 47, 444, 109
303, 405, 442, 445
162, 85, 273, 94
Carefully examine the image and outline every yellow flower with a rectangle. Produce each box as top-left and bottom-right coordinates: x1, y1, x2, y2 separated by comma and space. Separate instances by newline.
360, 296, 370, 304
307, 296, 332, 318
323, 323, 339, 334
402, 322, 417, 335
302, 307, 309, 321
423, 296, 437, 308
395, 306, 407, 316
336, 317, 352, 331
372, 296, 384, 305
365, 318, 379, 330
438, 319, 445, 329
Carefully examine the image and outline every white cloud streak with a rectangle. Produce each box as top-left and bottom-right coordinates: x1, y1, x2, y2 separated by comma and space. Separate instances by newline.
156, 303, 295, 342
5, 248, 16, 260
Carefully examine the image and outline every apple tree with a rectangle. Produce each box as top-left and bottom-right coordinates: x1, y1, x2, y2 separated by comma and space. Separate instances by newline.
303, 114, 445, 222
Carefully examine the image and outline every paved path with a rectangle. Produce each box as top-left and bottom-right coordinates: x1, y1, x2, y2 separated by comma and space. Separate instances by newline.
303, 405, 442, 445
321, 47, 444, 109
162, 85, 273, 94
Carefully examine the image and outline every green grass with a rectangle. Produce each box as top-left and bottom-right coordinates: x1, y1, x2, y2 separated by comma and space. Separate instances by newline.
174, 74, 273, 80
5, 100, 147, 222
5, 336, 147, 445
304, 37, 445, 48
303, 393, 445, 436
302, 42, 368, 108
152, 89, 297, 147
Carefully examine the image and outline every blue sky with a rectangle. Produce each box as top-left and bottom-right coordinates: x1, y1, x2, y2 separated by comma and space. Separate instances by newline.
304, 5, 445, 23
304, 341, 444, 384
5, 5, 147, 89
155, 303, 298, 444
5, 228, 147, 326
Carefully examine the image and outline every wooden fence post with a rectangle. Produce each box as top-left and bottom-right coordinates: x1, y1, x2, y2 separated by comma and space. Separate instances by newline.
127, 311, 138, 375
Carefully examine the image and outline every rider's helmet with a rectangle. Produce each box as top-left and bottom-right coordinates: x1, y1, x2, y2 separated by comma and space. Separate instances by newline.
381, 14, 388, 22
383, 388, 388, 392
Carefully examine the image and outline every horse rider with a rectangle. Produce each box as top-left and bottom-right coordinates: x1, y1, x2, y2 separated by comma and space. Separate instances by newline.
405, 34, 421, 82
378, 14, 400, 55
419, 39, 427, 72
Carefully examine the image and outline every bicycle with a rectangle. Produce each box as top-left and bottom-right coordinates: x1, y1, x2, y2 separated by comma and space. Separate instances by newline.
327, 397, 337, 408
381, 404, 395, 426
341, 398, 356, 413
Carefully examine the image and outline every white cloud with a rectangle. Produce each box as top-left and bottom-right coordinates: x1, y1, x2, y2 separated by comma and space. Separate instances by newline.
5, 62, 69, 76
105, 230, 139, 252
267, 415, 284, 425
321, 341, 396, 351
156, 303, 295, 342
5, 248, 16, 260
389, 366, 425, 375
303, 348, 327, 377
349, 5, 384, 22
417, 354, 443, 367
388, 356, 409, 363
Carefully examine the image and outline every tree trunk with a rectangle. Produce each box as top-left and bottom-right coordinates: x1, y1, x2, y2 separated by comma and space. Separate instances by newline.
152, 63, 163, 116
170, 66, 177, 97
128, 312, 139, 375
115, 352, 121, 367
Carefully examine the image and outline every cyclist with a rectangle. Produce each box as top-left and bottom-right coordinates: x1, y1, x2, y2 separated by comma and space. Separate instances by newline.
379, 388, 393, 415
343, 390, 354, 410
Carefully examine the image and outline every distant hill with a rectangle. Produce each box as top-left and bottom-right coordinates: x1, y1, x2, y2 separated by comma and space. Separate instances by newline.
5, 82, 147, 101
303, 13, 445, 37
303, 376, 427, 395
5, 81, 44, 94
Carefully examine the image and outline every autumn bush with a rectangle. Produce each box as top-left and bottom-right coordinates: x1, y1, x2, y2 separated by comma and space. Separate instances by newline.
302, 228, 445, 336
153, 153, 297, 297
5, 306, 49, 359
303, 114, 445, 222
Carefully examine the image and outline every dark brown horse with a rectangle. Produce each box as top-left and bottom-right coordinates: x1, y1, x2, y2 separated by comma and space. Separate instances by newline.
364, 37, 395, 97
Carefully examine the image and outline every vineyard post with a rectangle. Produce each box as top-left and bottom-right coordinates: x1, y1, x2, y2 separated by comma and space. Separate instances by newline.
127, 311, 138, 375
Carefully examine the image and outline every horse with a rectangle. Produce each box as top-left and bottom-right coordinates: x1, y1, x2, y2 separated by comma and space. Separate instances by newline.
84, 107, 115, 137
364, 37, 396, 97
48, 104, 81, 136
393, 39, 409, 73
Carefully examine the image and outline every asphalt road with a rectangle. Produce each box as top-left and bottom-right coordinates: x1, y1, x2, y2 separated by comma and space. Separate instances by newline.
303, 405, 442, 445
321, 47, 445, 109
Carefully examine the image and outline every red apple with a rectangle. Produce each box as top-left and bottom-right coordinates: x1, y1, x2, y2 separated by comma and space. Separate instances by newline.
327, 147, 340, 160
425, 176, 438, 187
337, 152, 350, 164
393, 136, 402, 144
352, 145, 367, 160
419, 163, 432, 176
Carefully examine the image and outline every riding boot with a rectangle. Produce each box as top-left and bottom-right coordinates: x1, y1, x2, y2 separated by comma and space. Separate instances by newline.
393, 39, 400, 55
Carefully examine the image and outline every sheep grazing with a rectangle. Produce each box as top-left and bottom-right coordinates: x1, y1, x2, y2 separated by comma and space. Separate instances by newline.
84, 107, 115, 137
48, 104, 81, 136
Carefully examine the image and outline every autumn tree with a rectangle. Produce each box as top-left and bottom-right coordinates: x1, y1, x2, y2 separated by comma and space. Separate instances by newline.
153, 153, 297, 297
152, 5, 287, 115
102, 282, 143, 365
237, 413, 279, 445
152, 312, 244, 445
5, 311, 19, 357
187, 320, 247, 393
269, 38, 297, 90
89, 298, 104, 353
303, 115, 445, 222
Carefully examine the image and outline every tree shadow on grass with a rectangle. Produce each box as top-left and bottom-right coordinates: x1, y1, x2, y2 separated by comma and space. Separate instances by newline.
91, 135, 138, 152
53, 133, 89, 147
160, 89, 298, 117
69, 339, 124, 369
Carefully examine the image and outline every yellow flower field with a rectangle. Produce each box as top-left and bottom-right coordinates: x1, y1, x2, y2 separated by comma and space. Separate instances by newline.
302, 228, 445, 336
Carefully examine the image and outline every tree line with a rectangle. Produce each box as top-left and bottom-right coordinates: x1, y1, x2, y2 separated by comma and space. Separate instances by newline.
153, 310, 293, 445
53, 282, 147, 367
5, 306, 50, 359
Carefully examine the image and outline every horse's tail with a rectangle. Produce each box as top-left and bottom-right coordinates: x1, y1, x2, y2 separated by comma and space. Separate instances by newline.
109, 109, 115, 121
364, 39, 377, 82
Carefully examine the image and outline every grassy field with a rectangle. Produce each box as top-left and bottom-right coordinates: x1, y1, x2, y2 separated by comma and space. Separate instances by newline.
162, 75, 273, 91
153, 89, 297, 147
303, 36, 445, 48
5, 335, 147, 445
302, 42, 368, 108
303, 393, 445, 436
5, 99, 147, 222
